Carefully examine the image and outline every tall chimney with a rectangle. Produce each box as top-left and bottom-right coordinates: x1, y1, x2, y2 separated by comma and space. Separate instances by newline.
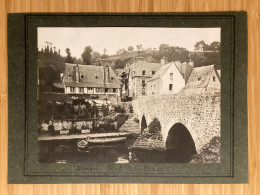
161, 56, 168, 65
75, 64, 79, 83
104, 65, 110, 83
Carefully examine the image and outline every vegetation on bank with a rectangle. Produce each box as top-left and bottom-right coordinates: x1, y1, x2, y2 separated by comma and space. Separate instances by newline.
139, 118, 164, 141
190, 136, 220, 163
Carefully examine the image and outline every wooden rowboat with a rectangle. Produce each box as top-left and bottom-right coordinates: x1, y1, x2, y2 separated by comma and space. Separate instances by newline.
87, 137, 127, 144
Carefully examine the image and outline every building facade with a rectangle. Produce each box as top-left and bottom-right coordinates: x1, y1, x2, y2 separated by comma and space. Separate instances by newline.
147, 61, 185, 95
180, 65, 221, 94
128, 58, 164, 98
63, 63, 121, 96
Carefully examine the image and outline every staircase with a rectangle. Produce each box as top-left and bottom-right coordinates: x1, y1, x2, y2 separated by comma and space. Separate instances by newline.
119, 116, 140, 135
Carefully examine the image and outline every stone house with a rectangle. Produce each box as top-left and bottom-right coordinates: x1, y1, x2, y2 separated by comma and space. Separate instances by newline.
180, 65, 221, 94
147, 61, 193, 95
116, 65, 131, 101
128, 58, 165, 98
63, 63, 121, 96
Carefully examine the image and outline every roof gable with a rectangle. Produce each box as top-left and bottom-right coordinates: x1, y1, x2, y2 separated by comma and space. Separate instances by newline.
147, 62, 174, 82
182, 65, 217, 89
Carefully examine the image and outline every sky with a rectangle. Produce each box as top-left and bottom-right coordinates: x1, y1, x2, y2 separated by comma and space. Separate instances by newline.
38, 27, 220, 59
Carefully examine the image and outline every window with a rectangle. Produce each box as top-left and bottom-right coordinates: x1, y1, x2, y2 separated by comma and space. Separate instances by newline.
111, 77, 114, 80
80, 74, 84, 79
70, 87, 75, 93
154, 85, 156, 91
79, 87, 84, 93
113, 88, 117, 93
169, 84, 173, 91
95, 76, 98, 79
88, 87, 93, 90
198, 78, 201, 81
96, 88, 103, 93
68, 75, 72, 81
213, 76, 216, 82
152, 71, 155, 75
142, 78, 146, 87
142, 70, 146, 75
142, 87, 146, 94
170, 73, 173, 80
105, 88, 109, 92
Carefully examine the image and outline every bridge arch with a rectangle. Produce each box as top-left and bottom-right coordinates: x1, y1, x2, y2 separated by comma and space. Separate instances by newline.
140, 115, 147, 133
164, 123, 197, 162
165, 121, 198, 154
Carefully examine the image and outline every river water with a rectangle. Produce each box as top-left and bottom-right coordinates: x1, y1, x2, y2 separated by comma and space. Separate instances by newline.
39, 138, 193, 163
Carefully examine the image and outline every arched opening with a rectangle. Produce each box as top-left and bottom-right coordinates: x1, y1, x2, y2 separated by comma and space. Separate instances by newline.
165, 123, 197, 162
141, 115, 147, 132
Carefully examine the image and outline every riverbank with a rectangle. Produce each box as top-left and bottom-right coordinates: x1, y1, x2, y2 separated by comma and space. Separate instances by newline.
190, 136, 220, 163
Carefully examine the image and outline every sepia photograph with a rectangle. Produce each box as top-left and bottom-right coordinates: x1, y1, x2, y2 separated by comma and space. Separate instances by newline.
37, 27, 221, 164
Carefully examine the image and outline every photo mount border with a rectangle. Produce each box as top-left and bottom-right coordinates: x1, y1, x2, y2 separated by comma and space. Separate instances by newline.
7, 12, 247, 184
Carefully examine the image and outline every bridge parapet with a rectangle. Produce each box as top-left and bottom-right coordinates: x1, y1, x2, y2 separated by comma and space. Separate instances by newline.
132, 93, 220, 152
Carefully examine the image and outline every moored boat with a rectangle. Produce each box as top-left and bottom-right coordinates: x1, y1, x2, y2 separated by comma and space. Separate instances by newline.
87, 137, 127, 144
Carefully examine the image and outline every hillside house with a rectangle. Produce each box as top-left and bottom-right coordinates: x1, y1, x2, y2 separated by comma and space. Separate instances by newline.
128, 58, 166, 98
180, 65, 221, 94
147, 61, 193, 95
63, 63, 121, 96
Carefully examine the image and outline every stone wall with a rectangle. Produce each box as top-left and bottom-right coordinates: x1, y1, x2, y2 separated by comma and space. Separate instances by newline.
133, 77, 150, 97
132, 93, 220, 152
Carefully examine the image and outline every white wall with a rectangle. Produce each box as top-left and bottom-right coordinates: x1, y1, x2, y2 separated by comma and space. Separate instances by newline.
206, 69, 221, 93
161, 64, 185, 94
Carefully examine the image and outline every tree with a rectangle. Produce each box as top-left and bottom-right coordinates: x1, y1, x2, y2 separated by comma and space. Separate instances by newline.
148, 118, 161, 135
210, 41, 221, 52
117, 49, 123, 54
136, 44, 143, 51
103, 48, 107, 55
81, 46, 93, 65
153, 44, 190, 63
115, 59, 125, 69
190, 51, 220, 69
65, 48, 73, 63
91, 52, 101, 62
194, 40, 206, 51
128, 46, 134, 52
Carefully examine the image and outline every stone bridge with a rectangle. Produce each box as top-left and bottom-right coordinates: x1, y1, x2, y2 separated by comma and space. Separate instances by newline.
132, 93, 220, 153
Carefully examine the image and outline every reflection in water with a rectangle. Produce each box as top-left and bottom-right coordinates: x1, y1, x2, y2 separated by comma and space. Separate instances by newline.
38, 139, 193, 163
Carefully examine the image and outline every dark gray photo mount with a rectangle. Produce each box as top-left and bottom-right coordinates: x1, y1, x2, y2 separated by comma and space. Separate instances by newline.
8, 12, 247, 184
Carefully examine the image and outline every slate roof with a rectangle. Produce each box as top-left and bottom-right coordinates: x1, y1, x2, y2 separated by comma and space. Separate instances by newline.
175, 61, 194, 83
147, 62, 174, 82
64, 63, 121, 88
217, 70, 221, 77
147, 61, 193, 82
130, 60, 163, 77
180, 65, 219, 94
